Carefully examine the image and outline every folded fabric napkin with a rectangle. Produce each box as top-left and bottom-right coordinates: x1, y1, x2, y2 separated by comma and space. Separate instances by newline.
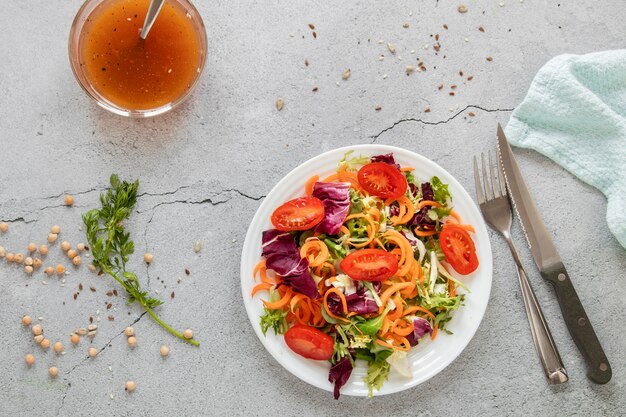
505, 50, 626, 249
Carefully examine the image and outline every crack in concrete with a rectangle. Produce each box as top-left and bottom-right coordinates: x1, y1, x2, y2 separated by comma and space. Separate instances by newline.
64, 312, 147, 377
369, 105, 514, 142
38, 187, 101, 202
137, 184, 194, 198
54, 381, 71, 417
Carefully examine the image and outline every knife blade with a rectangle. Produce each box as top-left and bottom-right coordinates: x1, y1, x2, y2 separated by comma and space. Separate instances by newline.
496, 124, 611, 384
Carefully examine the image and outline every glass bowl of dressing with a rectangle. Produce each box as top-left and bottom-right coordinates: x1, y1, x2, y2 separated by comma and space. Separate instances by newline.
69, 0, 207, 117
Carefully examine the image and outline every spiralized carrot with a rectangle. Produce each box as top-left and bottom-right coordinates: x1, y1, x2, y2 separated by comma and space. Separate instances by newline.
382, 230, 414, 277
251, 282, 273, 297
253, 259, 266, 282
322, 288, 350, 322
386, 196, 415, 225
378, 282, 414, 314
300, 238, 329, 267
418, 200, 442, 209
413, 228, 437, 237
400, 166, 415, 172
262, 287, 293, 310
305, 175, 319, 196
313, 261, 335, 278
449, 209, 462, 223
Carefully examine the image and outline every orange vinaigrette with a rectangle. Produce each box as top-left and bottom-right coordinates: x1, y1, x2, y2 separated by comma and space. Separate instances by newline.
79, 0, 203, 110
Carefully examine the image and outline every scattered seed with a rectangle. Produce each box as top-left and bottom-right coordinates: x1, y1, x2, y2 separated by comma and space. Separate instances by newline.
194, 240, 202, 253
171, 291, 175, 299
275, 98, 284, 111
449, 92, 455, 96
443, 24, 449, 29
312, 31, 317, 38
51, 225, 61, 234
127, 336, 137, 348
76, 243, 86, 252
113, 290, 118, 296
424, 108, 431, 113
88, 347, 98, 357
403, 22, 409, 28
88, 264, 97, 272
25, 354, 35, 366
34, 335, 44, 344
312, 87, 318, 92
125, 381, 136, 392
41, 339, 50, 349
53, 342, 63, 353
108, 316, 115, 321
64, 195, 74, 206
144, 253, 153, 264
48, 234, 58, 244
49, 367, 58, 378
73, 293, 78, 300
467, 75, 474, 81
308, 23, 315, 30
341, 68, 351, 80
451, 84, 457, 90
71, 334, 80, 345
160, 345, 170, 357
0, 246, 4, 257
124, 327, 135, 337
304, 58, 309, 66
90, 286, 96, 292
88, 324, 98, 331
88, 330, 97, 338
184, 268, 190, 275
433, 44, 440, 52
405, 65, 415, 75
32, 324, 43, 336
387, 42, 396, 54
479, 26, 485, 32
39, 245, 49, 256
76, 328, 87, 336
458, 5, 468, 13
27, 243, 37, 253
61, 241, 71, 252
24, 257, 33, 266
486, 56, 493, 61
22, 315, 32, 326
183, 329, 193, 339
468, 112, 476, 117
0, 223, 8, 233
438, 84, 444, 90
375, 105, 382, 112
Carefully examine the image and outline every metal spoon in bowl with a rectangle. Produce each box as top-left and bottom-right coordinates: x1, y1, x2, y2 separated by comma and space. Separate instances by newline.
139, 0, 165, 40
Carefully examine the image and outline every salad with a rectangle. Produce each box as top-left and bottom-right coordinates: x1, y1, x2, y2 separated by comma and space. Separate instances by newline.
251, 152, 479, 398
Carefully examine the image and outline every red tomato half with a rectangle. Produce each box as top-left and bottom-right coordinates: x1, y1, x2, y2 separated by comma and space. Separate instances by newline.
439, 224, 479, 275
357, 162, 408, 199
339, 249, 399, 281
284, 325, 334, 360
271, 196, 325, 231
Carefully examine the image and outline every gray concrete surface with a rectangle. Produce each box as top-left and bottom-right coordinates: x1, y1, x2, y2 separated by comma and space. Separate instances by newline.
1, 1, 625, 416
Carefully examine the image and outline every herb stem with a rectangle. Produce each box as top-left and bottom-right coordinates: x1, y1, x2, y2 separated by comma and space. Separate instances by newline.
145, 306, 200, 347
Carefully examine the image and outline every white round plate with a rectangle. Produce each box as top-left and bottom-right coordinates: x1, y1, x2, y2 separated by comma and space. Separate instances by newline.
241, 145, 493, 397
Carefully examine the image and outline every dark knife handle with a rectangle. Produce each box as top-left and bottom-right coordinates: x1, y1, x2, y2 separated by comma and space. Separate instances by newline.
542, 263, 611, 384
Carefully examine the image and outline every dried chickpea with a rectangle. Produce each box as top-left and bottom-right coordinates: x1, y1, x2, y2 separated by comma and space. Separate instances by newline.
32, 324, 43, 336
49, 367, 58, 378
34, 335, 44, 344
0, 246, 4, 257
27, 243, 37, 253
0, 222, 8, 233
144, 253, 154, 264
14, 253, 24, 264
159, 345, 170, 357
64, 195, 74, 206
125, 381, 136, 392
183, 329, 193, 339
67, 249, 77, 259
56, 264, 65, 276
47, 233, 58, 243
70, 334, 80, 345
51, 225, 61, 234
25, 354, 35, 366
60, 241, 71, 252
88, 347, 98, 357
22, 315, 32, 326
33, 258, 42, 269
76, 243, 86, 252
44, 266, 54, 276
41, 339, 51, 349
39, 245, 49, 256
127, 336, 137, 348
6, 253, 15, 262
24, 265, 34, 275
53, 341, 63, 353
72, 256, 81, 266
124, 327, 134, 337
24, 257, 33, 266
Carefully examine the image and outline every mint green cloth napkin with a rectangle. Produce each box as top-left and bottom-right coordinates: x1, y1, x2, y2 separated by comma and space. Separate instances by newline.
505, 50, 626, 249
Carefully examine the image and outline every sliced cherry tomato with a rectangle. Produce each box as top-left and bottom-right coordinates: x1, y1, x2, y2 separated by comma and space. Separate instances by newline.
271, 196, 325, 231
357, 162, 408, 199
284, 325, 334, 360
439, 224, 479, 275
339, 249, 399, 281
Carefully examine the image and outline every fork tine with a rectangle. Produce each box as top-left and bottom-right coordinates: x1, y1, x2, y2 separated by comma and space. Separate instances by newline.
481, 153, 493, 201
473, 156, 485, 204
496, 147, 507, 197
488, 151, 500, 198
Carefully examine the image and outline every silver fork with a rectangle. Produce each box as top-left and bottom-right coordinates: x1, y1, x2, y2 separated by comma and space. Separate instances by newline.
474, 150, 568, 384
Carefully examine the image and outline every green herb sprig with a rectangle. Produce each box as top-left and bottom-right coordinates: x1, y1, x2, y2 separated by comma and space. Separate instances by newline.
83, 174, 199, 346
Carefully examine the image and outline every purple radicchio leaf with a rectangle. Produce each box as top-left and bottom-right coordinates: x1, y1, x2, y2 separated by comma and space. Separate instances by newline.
407, 207, 436, 230
312, 182, 351, 235
406, 317, 433, 347
389, 203, 400, 217
329, 356, 353, 399
261, 229, 320, 299
399, 230, 417, 246
421, 182, 434, 201
370, 153, 401, 170
327, 282, 380, 316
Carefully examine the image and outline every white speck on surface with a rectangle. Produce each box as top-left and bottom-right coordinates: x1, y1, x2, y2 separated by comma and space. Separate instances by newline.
289, 33, 294, 37
109, 393, 114, 400
410, 49, 415, 54
382, 74, 388, 79
500, 2, 505, 6
424, 44, 429, 49
465, 37, 469, 42
378, 55, 384, 61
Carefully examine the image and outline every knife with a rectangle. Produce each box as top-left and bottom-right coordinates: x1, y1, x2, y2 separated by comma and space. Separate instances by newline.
497, 124, 611, 384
